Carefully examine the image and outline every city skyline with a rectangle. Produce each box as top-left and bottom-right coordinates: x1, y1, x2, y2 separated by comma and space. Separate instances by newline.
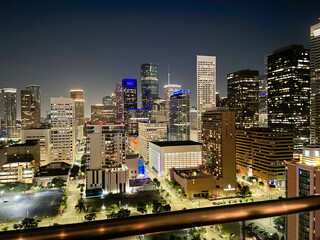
1, 0, 320, 117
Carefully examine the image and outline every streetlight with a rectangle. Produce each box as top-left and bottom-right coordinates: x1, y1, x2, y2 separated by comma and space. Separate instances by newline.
102, 205, 106, 211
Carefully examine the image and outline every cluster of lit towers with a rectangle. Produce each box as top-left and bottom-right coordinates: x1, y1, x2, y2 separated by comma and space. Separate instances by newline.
0, 22, 320, 240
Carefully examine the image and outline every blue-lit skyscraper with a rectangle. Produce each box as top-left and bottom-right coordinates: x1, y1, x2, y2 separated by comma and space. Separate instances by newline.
122, 79, 137, 110
141, 63, 159, 109
168, 90, 190, 141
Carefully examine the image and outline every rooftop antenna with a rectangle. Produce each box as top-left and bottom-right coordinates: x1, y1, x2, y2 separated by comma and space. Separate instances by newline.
168, 65, 170, 85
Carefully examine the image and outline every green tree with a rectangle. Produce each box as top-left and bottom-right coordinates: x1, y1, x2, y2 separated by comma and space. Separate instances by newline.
75, 197, 86, 212
273, 216, 285, 228
84, 213, 97, 222
70, 165, 80, 178
116, 208, 131, 218
137, 202, 147, 214
153, 178, 161, 189
1, 225, 8, 231
51, 178, 66, 189
152, 200, 162, 213
110, 204, 119, 213
15, 217, 41, 229
163, 204, 171, 212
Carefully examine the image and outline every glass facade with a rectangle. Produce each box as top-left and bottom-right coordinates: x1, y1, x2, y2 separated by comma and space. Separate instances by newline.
141, 63, 159, 109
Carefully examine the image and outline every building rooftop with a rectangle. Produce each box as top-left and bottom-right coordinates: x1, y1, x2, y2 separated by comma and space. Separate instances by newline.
150, 141, 201, 147
173, 168, 212, 179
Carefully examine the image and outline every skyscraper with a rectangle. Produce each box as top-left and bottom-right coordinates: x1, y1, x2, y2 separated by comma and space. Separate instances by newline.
50, 97, 75, 163
267, 45, 310, 152
310, 23, 320, 144
70, 89, 85, 140
91, 104, 116, 123
115, 82, 124, 123
141, 63, 159, 109
168, 90, 190, 141
21, 90, 36, 129
25, 85, 41, 128
286, 146, 320, 240
197, 55, 216, 142
201, 108, 236, 192
0, 88, 17, 138
227, 69, 259, 129
122, 79, 137, 110
102, 95, 113, 106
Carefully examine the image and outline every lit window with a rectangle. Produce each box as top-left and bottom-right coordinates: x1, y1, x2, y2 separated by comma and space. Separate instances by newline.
305, 150, 310, 157
315, 151, 319, 157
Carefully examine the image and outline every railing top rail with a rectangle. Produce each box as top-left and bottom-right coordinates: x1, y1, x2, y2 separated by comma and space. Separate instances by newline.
2, 195, 320, 240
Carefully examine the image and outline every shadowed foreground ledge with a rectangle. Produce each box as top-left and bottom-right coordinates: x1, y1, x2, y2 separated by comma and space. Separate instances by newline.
1, 195, 320, 240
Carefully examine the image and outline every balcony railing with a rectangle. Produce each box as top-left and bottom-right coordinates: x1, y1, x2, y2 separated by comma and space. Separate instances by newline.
1, 195, 320, 240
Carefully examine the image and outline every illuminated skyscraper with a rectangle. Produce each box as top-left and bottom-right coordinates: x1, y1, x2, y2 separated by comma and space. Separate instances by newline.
21, 90, 36, 129
141, 63, 159, 109
227, 69, 260, 129
70, 89, 85, 140
50, 97, 75, 163
197, 55, 216, 142
310, 23, 320, 144
168, 90, 190, 141
201, 108, 236, 193
122, 79, 137, 110
25, 85, 41, 127
267, 45, 310, 152
0, 88, 17, 138
102, 96, 113, 106
115, 82, 124, 123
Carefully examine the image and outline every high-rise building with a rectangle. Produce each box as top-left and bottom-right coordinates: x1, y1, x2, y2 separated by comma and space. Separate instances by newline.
70, 89, 85, 140
201, 108, 236, 192
168, 90, 190, 141
50, 97, 75, 163
258, 77, 268, 127
21, 128, 51, 166
25, 85, 41, 128
197, 55, 216, 142
115, 82, 124, 123
91, 104, 116, 123
141, 63, 159, 109
151, 98, 167, 123
268, 45, 310, 152
227, 69, 259, 129
310, 23, 320, 144
286, 146, 320, 240
236, 128, 293, 188
86, 124, 128, 194
21, 90, 36, 129
164, 84, 181, 119
0, 88, 17, 138
138, 122, 167, 162
190, 107, 198, 141
122, 79, 137, 110
102, 96, 113, 106
127, 109, 151, 137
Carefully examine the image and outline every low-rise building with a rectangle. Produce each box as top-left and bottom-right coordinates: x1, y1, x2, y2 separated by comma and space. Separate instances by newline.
33, 162, 71, 186
0, 140, 40, 183
149, 141, 202, 176
125, 154, 145, 179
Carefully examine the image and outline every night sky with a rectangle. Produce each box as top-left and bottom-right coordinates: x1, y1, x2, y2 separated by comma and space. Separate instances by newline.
0, 0, 319, 117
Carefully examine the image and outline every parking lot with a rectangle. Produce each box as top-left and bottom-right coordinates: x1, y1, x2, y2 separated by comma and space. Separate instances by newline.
0, 190, 63, 222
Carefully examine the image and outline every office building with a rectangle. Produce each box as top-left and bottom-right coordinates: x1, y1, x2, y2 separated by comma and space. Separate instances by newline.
286, 146, 320, 240
50, 97, 75, 163
70, 89, 85, 140
21, 90, 37, 129
115, 82, 124, 123
197, 55, 216, 142
91, 104, 116, 123
227, 69, 259, 129
102, 95, 113, 106
0, 140, 40, 183
190, 107, 198, 141
151, 98, 167, 123
122, 79, 137, 110
258, 77, 268, 127
310, 23, 320, 144
201, 108, 237, 192
164, 83, 181, 119
149, 141, 202, 176
86, 124, 128, 194
138, 122, 167, 162
268, 45, 310, 152
141, 63, 159, 109
236, 128, 293, 188
168, 90, 190, 141
0, 88, 17, 138
21, 128, 51, 166
25, 85, 41, 128
127, 109, 151, 136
